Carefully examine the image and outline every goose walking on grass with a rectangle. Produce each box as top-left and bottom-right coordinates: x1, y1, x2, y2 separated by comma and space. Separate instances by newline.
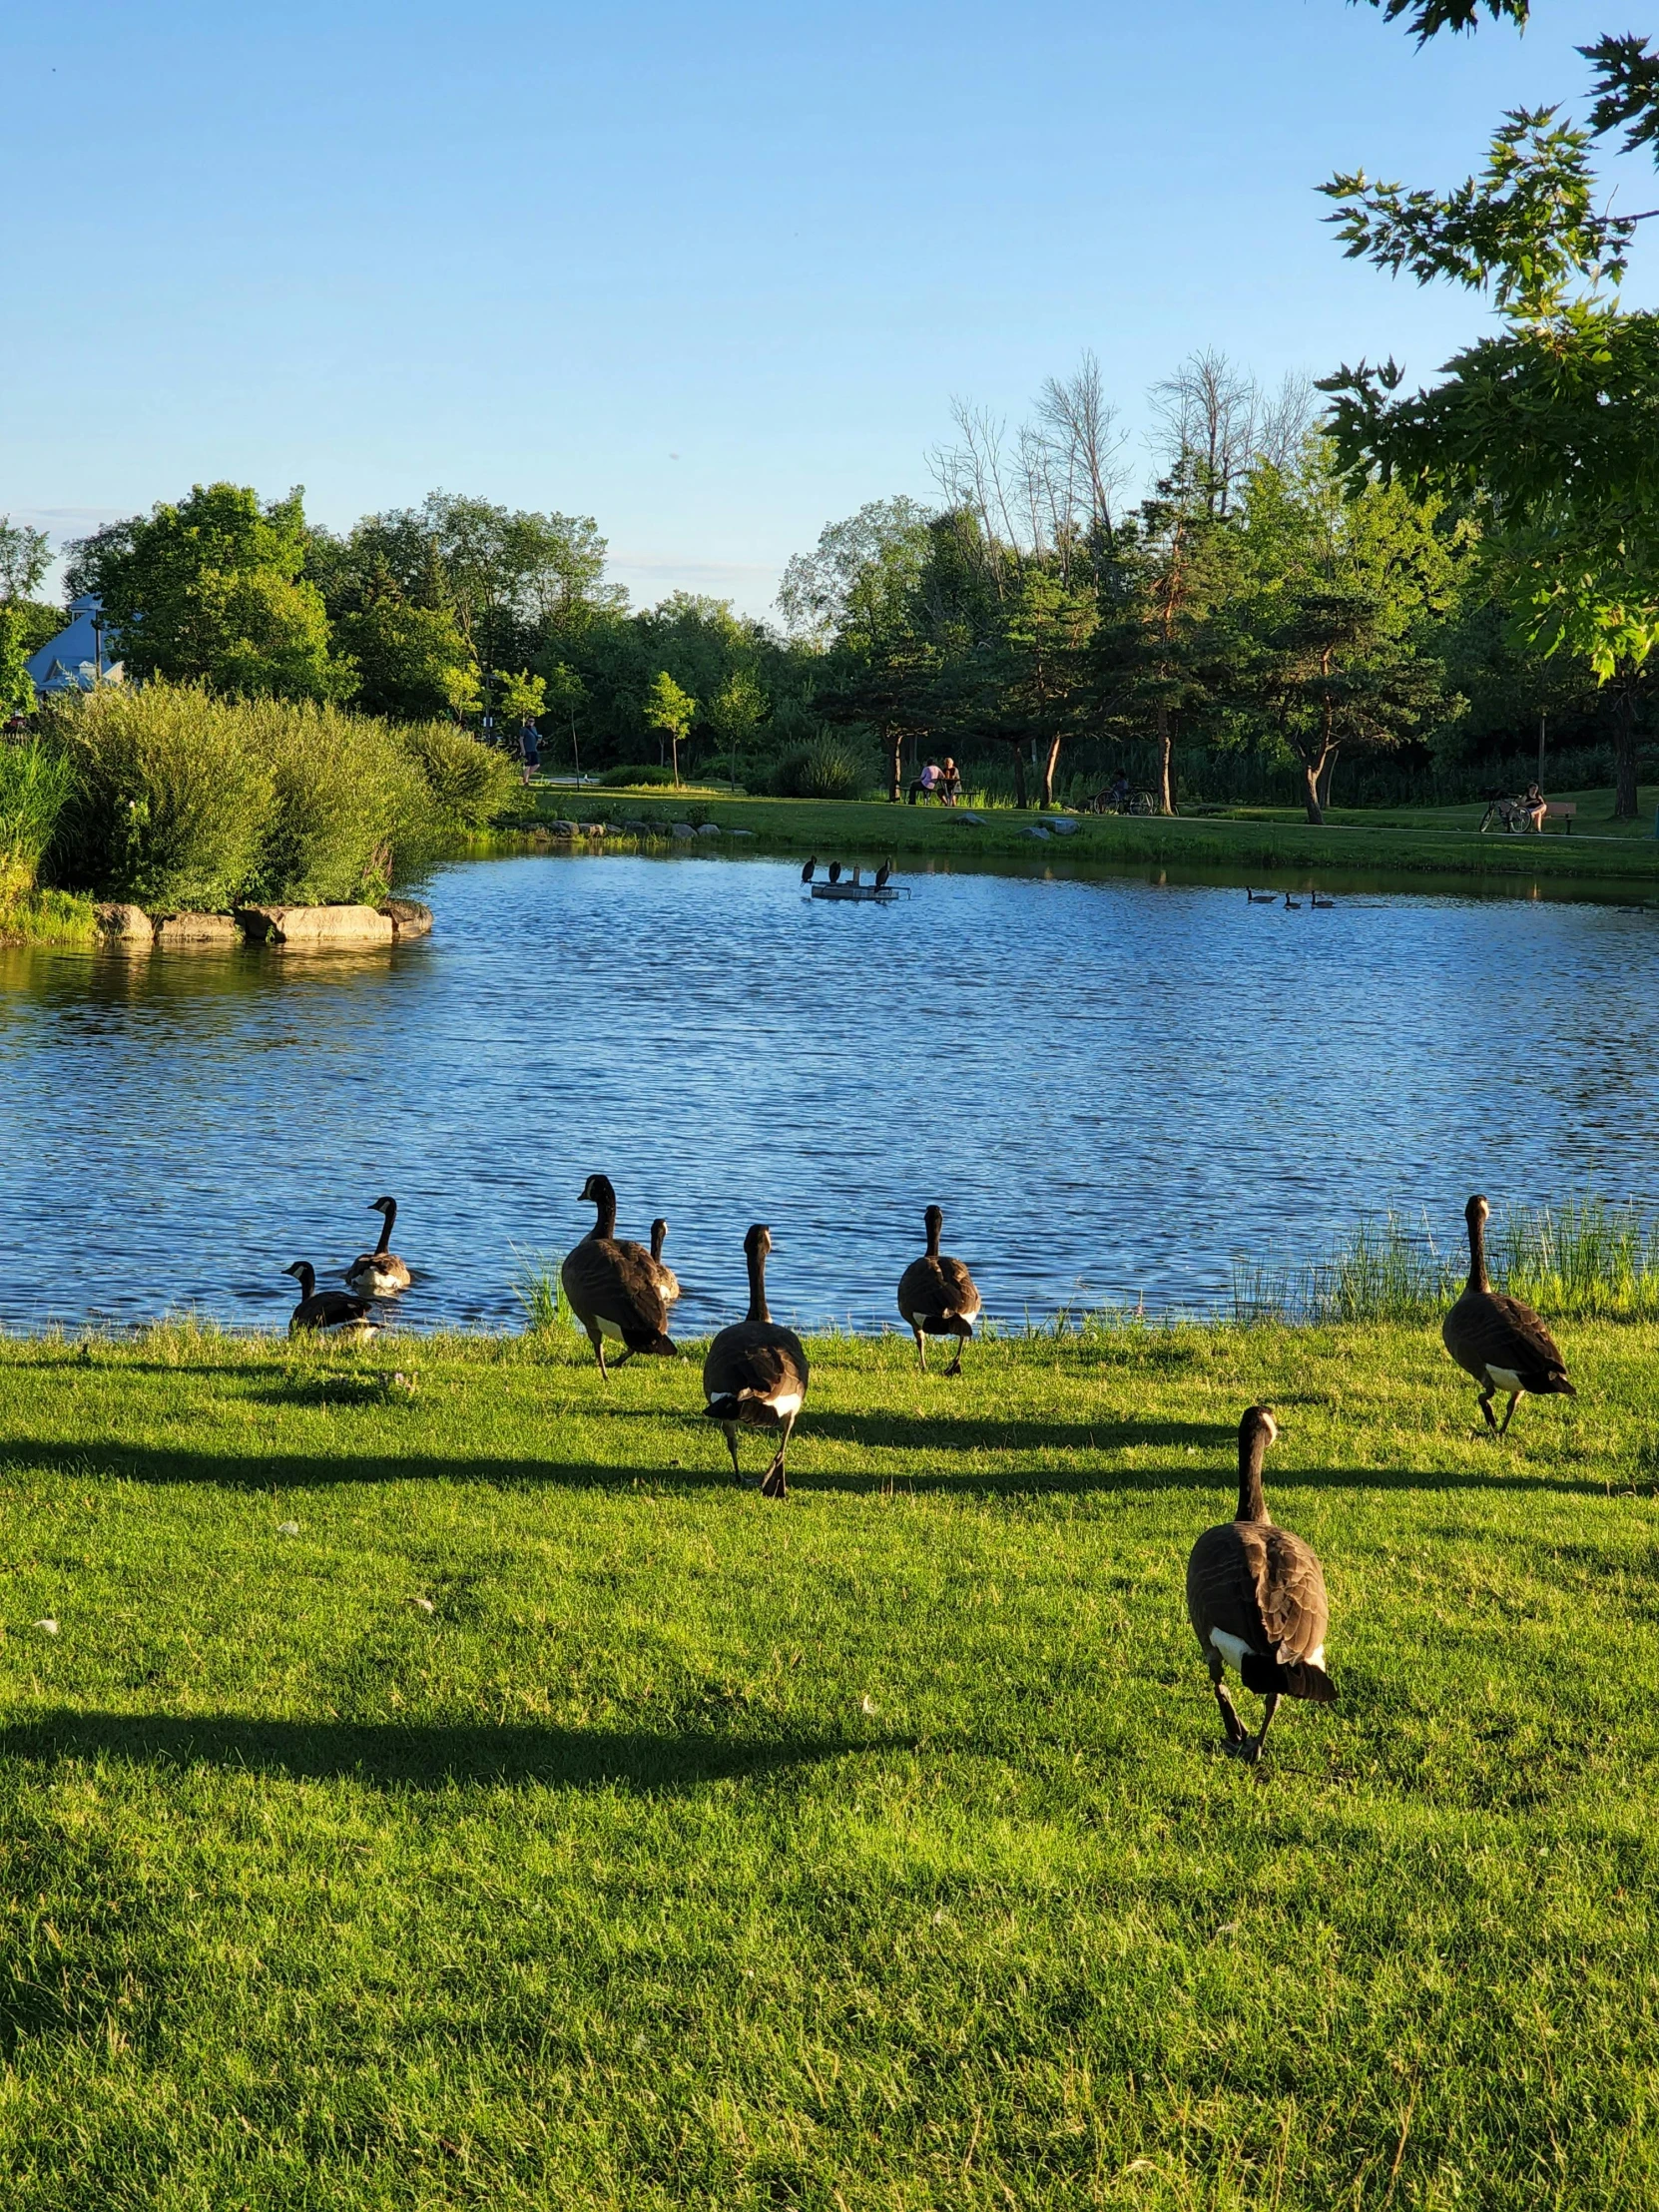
284, 1262, 377, 1340
648, 1217, 681, 1310
1186, 1407, 1335, 1763
896, 1204, 982, 1375
1442, 1193, 1574, 1435
559, 1174, 677, 1379
344, 1195, 411, 1295
704, 1224, 809, 1499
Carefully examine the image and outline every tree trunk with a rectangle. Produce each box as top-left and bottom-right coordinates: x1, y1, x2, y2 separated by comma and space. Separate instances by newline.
1318, 749, 1338, 813
1009, 742, 1029, 810
1155, 704, 1174, 815
569, 717, 580, 784
1614, 675, 1638, 820
1039, 732, 1062, 811
671, 737, 680, 789
1302, 759, 1324, 826
888, 729, 903, 805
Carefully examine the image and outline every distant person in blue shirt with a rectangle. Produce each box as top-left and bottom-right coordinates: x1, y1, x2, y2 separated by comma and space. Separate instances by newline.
519, 719, 540, 782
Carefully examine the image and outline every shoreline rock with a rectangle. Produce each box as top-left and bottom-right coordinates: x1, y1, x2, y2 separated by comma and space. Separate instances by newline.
236, 904, 395, 946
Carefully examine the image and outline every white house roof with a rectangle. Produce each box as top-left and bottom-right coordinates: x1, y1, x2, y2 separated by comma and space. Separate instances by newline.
26, 594, 122, 692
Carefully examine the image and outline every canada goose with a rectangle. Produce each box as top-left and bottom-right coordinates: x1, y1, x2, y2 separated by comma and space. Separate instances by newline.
896, 1203, 982, 1375
649, 1217, 681, 1308
875, 861, 892, 889
801, 856, 817, 883
827, 861, 842, 884
344, 1195, 411, 1295
283, 1261, 377, 1339
1186, 1407, 1335, 1762
1442, 1193, 1574, 1434
703, 1224, 809, 1498
559, 1174, 677, 1378
1247, 887, 1277, 903
1311, 890, 1335, 909
1284, 892, 1302, 910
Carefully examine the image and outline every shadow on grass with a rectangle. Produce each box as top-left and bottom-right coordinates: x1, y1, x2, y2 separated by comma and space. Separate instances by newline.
0, 1435, 1612, 1499
0, 1709, 897, 1793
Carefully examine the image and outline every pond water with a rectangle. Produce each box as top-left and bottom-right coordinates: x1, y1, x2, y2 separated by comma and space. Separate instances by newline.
1, 851, 1657, 1336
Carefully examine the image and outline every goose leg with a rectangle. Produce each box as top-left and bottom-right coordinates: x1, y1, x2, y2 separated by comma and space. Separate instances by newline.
610, 1348, 635, 1371
760, 1412, 797, 1501
1244, 1692, 1282, 1765
589, 1331, 609, 1381
944, 1330, 965, 1379
722, 1422, 743, 1483
1476, 1387, 1497, 1431
1209, 1659, 1247, 1747
1497, 1390, 1522, 1436
912, 1328, 927, 1373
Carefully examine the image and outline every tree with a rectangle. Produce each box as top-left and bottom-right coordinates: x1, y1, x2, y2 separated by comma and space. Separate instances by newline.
68, 484, 350, 703
777, 499, 932, 645
643, 671, 696, 787
0, 608, 34, 719
1322, 12, 1659, 814
335, 592, 479, 722
0, 518, 50, 604
706, 669, 768, 792
543, 662, 589, 781
497, 669, 547, 729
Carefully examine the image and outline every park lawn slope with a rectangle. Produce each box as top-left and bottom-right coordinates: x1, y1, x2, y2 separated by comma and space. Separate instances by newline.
506, 787, 1659, 889
0, 1320, 1654, 2207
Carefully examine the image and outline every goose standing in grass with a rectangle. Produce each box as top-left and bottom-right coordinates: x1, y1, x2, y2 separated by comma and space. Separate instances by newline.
648, 1218, 681, 1310
344, 1195, 411, 1295
560, 1174, 677, 1378
704, 1224, 809, 1498
896, 1204, 982, 1375
283, 1262, 377, 1340
1186, 1407, 1335, 1763
1442, 1193, 1574, 1434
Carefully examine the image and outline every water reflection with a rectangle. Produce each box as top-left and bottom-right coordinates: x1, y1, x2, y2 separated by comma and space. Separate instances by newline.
0, 851, 1655, 1335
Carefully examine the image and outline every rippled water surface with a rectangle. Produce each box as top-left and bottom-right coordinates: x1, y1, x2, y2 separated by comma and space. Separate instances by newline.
2, 851, 1656, 1335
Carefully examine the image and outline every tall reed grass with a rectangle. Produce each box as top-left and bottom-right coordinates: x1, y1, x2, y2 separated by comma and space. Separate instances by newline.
0, 738, 74, 900
1232, 1202, 1659, 1325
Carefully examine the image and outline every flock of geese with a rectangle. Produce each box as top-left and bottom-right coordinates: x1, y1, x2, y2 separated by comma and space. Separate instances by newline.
282, 1185, 1573, 1764
1247, 887, 1336, 908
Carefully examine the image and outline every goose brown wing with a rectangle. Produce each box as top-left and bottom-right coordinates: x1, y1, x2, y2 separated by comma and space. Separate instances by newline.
1444, 1286, 1570, 1389
897, 1255, 948, 1323
298, 1290, 371, 1329
936, 1255, 981, 1320
704, 1322, 809, 1405
1186, 1522, 1328, 1664
561, 1237, 669, 1340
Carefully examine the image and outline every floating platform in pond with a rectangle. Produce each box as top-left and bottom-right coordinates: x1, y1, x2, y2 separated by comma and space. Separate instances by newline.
808, 881, 910, 902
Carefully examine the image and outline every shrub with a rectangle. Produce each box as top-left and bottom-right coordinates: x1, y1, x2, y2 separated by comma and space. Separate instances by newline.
0, 738, 73, 897
400, 718, 518, 829
244, 699, 440, 906
45, 684, 274, 911
769, 735, 875, 800
598, 764, 676, 789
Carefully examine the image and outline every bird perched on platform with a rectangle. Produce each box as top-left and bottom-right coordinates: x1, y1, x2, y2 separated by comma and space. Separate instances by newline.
283, 1262, 377, 1339
1441, 1194, 1574, 1435
1186, 1407, 1334, 1763
801, 856, 817, 883
896, 1204, 982, 1375
344, 1194, 411, 1295
827, 861, 842, 883
874, 861, 892, 889
703, 1224, 809, 1498
560, 1174, 677, 1379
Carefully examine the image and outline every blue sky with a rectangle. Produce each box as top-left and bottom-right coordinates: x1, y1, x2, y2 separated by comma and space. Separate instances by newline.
4, 0, 1650, 617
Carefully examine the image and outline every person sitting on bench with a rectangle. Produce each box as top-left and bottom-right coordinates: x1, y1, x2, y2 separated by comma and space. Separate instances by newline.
907, 760, 941, 805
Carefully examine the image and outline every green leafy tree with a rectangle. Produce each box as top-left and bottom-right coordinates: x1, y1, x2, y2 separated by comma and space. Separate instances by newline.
0, 518, 50, 604
69, 484, 351, 703
706, 669, 768, 791
336, 593, 479, 722
543, 662, 589, 780
643, 670, 696, 787
0, 607, 35, 719
1323, 7, 1659, 813
496, 669, 547, 728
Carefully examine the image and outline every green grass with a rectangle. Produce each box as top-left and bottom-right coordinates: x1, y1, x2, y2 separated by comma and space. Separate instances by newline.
0, 887, 100, 947
0, 1319, 1656, 2206
494, 787, 1659, 889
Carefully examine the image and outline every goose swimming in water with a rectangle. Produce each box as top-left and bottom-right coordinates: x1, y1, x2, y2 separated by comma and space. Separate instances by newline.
1186, 1407, 1335, 1762
703, 1224, 809, 1498
284, 1262, 378, 1339
344, 1195, 411, 1295
559, 1174, 678, 1379
1441, 1194, 1574, 1435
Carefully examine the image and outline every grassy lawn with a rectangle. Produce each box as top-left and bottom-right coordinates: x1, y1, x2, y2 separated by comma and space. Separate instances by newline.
496, 786, 1659, 889
0, 1320, 1655, 2207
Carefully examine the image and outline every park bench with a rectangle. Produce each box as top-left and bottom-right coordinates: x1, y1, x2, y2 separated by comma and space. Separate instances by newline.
1543, 803, 1576, 832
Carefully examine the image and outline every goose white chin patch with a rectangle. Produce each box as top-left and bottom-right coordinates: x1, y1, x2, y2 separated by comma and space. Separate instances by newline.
1209, 1629, 1254, 1674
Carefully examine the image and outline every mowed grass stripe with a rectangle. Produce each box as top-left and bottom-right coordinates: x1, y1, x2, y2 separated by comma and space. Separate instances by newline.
0, 1323, 1653, 2207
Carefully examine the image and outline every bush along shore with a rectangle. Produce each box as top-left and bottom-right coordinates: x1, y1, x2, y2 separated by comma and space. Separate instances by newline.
0, 682, 520, 946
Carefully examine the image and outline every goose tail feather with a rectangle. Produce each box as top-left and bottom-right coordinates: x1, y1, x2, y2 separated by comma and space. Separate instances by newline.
1242, 1652, 1336, 1703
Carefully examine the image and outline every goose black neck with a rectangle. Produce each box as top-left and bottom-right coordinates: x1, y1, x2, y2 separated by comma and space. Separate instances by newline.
590, 1186, 617, 1240
1466, 1209, 1489, 1294
293, 1264, 315, 1299
1236, 1428, 1269, 1523
746, 1243, 772, 1325
375, 1199, 396, 1255
925, 1212, 942, 1258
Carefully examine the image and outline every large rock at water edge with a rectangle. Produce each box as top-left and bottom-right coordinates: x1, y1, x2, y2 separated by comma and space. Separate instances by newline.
95, 902, 153, 944
378, 899, 433, 937
236, 904, 395, 946
154, 912, 240, 947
